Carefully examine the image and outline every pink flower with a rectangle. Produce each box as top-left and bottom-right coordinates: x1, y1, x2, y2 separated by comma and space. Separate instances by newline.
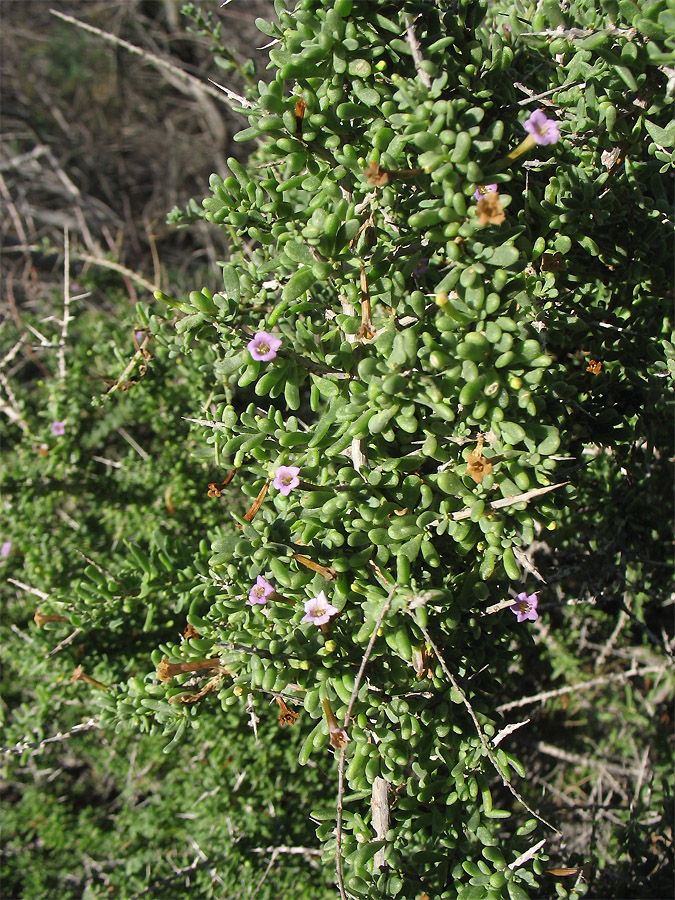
301, 591, 339, 626
1, 541, 11, 558
524, 109, 559, 146
474, 184, 498, 200
273, 465, 300, 496
51, 421, 66, 436
248, 575, 274, 605
247, 330, 282, 362
510, 592, 539, 622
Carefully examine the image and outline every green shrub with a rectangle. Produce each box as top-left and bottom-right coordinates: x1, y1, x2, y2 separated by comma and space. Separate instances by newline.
2, 1, 673, 897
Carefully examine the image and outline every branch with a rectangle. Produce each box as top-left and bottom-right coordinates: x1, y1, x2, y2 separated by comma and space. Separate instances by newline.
403, 14, 431, 88
57, 228, 71, 379
496, 663, 668, 713
49, 9, 244, 111
452, 481, 569, 521
336, 583, 397, 899
74, 253, 160, 294
1, 718, 99, 758
419, 622, 561, 834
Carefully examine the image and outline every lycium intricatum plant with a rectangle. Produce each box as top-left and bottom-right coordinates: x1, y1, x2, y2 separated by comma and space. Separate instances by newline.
133, 1, 673, 896
4, 0, 672, 898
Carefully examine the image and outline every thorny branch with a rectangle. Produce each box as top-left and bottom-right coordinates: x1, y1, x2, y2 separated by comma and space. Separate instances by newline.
419, 623, 561, 835
336, 583, 397, 900
496, 663, 668, 713
1, 718, 100, 758
49, 9, 244, 110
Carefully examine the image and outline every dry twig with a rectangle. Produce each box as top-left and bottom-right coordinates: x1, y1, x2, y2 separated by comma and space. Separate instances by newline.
336, 583, 397, 899
419, 623, 561, 834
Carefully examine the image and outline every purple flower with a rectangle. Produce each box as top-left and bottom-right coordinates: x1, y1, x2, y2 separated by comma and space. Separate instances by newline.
301, 591, 339, 626
474, 184, 498, 201
510, 592, 539, 622
273, 465, 300, 496
51, 421, 66, 436
247, 330, 282, 362
1, 541, 11, 558
524, 109, 560, 146
248, 575, 274, 606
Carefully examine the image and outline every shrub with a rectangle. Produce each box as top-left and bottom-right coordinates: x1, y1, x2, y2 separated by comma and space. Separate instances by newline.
2, 1, 673, 898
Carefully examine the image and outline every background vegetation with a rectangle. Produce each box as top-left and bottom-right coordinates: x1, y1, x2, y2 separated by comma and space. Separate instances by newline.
1, 1, 673, 898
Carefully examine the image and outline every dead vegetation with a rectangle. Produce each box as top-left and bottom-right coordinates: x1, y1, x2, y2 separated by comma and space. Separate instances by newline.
1, 0, 274, 314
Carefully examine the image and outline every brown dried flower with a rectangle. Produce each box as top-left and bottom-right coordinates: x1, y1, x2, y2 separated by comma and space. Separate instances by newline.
275, 695, 300, 726
476, 192, 505, 226
34, 608, 68, 628
157, 656, 222, 684
364, 161, 390, 186
540, 251, 566, 272
466, 435, 494, 484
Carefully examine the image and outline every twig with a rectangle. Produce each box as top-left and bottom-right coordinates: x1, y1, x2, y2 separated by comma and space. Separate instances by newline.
514, 81, 584, 106
493, 718, 531, 748
49, 9, 241, 110
419, 623, 561, 834
118, 427, 149, 460
250, 849, 278, 900
536, 741, 641, 778
403, 13, 431, 88
208, 78, 257, 110
57, 227, 71, 379
46, 627, 84, 658
336, 583, 397, 900
0, 718, 99, 758
0, 336, 25, 371
509, 839, 547, 870
247, 693, 259, 743
75, 253, 159, 294
630, 746, 650, 812
7, 578, 49, 600
371, 777, 389, 870
496, 663, 667, 712
107, 336, 152, 396
594, 605, 629, 671
452, 481, 569, 521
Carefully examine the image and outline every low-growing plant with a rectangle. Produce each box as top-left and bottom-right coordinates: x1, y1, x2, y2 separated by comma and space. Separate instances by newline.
2, 0, 673, 898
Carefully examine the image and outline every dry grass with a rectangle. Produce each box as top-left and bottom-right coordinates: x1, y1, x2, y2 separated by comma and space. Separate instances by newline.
1, 0, 274, 314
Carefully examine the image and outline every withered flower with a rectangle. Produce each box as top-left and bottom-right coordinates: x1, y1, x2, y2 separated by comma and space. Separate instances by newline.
295, 97, 306, 136
183, 623, 201, 641
207, 469, 236, 497
157, 656, 222, 684
466, 435, 493, 484
70, 665, 108, 691
363, 160, 421, 186
364, 161, 390, 186
322, 698, 350, 750
412, 645, 434, 680
275, 695, 300, 726
34, 608, 68, 628
476, 192, 505, 227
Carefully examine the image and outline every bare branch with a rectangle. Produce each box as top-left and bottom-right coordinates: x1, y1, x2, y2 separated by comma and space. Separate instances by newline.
57, 227, 71, 379
497, 663, 668, 713
336, 583, 397, 899
49, 9, 244, 111
1, 718, 99, 758
403, 14, 431, 88
419, 622, 561, 834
